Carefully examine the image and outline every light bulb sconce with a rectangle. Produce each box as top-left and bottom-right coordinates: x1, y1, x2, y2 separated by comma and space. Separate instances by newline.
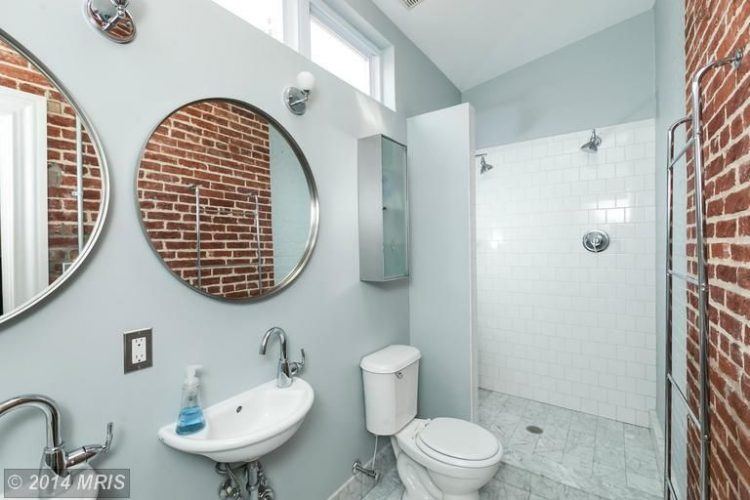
284, 71, 317, 115
85, 0, 136, 44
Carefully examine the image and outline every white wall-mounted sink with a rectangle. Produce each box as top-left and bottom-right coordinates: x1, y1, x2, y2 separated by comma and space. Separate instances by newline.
158, 378, 314, 463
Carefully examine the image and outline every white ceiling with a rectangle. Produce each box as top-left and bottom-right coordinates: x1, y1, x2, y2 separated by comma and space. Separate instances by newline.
372, 0, 656, 91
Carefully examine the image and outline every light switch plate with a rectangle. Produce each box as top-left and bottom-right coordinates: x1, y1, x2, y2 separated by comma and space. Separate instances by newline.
123, 328, 153, 373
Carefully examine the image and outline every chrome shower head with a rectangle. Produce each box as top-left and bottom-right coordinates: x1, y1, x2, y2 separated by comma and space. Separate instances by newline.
581, 129, 602, 153
476, 154, 494, 174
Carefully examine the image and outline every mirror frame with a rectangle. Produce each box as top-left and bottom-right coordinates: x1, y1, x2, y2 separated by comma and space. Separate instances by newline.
0, 29, 111, 327
135, 98, 320, 302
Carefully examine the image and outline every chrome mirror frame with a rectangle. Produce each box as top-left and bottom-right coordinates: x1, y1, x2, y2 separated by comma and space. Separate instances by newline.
0, 29, 111, 327
135, 98, 320, 303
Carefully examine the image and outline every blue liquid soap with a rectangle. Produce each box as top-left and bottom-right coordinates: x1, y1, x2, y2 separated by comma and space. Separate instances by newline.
175, 365, 206, 435
176, 405, 205, 435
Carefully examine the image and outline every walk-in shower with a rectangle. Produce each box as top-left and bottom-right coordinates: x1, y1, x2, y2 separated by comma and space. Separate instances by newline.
580, 129, 602, 153
471, 120, 662, 499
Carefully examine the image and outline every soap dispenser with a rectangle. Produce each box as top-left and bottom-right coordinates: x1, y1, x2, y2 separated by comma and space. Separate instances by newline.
175, 365, 206, 435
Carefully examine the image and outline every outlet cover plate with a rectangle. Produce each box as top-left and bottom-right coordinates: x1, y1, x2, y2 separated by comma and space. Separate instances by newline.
123, 328, 153, 373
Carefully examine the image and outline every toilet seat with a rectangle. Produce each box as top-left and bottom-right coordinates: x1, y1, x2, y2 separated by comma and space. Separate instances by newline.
415, 418, 502, 468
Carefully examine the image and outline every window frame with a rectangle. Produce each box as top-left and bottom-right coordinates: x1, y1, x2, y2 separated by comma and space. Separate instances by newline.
209, 0, 389, 105
210, 0, 287, 43
304, 0, 383, 101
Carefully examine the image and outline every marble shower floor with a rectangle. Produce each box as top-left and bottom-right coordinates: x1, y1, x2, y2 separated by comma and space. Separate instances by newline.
363, 389, 663, 500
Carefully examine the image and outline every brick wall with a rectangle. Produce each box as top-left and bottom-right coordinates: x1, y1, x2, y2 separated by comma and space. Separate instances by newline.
137, 100, 275, 299
683, 1, 750, 499
0, 39, 103, 284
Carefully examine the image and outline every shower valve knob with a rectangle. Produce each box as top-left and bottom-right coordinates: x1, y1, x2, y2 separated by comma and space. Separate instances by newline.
583, 230, 610, 253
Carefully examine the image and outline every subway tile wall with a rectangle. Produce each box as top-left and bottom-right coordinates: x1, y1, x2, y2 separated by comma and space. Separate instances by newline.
475, 119, 657, 427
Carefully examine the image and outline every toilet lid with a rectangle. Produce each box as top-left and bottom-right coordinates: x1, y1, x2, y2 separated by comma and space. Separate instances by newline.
416, 418, 499, 461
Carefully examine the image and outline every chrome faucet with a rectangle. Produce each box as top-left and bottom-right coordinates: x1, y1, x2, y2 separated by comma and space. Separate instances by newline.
0, 394, 113, 476
259, 327, 306, 388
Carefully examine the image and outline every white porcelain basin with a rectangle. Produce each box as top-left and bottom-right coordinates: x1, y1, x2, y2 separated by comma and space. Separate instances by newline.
158, 378, 314, 463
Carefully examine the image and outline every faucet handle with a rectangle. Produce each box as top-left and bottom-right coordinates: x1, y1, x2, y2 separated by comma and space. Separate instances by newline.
103, 422, 114, 452
289, 349, 306, 377
65, 422, 114, 469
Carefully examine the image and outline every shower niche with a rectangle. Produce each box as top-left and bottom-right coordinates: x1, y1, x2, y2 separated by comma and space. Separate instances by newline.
358, 135, 409, 282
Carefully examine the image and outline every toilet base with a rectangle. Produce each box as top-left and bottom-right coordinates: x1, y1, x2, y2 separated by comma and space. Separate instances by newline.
395, 440, 485, 500
397, 450, 441, 500
390, 420, 501, 500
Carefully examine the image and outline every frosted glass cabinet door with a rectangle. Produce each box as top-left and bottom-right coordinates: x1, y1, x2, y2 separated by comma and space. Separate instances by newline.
381, 138, 408, 278
358, 135, 409, 282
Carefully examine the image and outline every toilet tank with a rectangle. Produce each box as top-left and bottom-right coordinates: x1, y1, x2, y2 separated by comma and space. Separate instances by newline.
360, 345, 421, 435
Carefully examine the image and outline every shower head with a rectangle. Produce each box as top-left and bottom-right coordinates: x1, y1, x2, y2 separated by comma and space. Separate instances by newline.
476, 154, 494, 174
581, 129, 602, 153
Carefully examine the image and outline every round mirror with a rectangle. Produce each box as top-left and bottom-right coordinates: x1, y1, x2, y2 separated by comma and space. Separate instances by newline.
137, 99, 319, 301
0, 31, 109, 325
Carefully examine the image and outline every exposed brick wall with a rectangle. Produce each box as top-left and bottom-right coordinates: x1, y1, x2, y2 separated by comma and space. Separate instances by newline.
683, 1, 750, 499
0, 39, 103, 284
137, 100, 275, 299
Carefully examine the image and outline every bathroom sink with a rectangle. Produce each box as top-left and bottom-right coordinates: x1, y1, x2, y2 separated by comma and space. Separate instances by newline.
158, 378, 314, 463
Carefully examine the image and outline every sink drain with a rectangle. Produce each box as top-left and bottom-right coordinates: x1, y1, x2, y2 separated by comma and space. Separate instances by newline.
526, 425, 544, 435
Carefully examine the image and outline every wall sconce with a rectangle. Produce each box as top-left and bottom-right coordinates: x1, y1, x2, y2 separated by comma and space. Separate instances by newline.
85, 0, 136, 44
284, 72, 316, 115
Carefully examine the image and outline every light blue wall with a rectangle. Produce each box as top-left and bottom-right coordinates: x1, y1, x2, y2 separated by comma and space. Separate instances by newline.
270, 128, 310, 280
407, 103, 476, 421
654, 0, 687, 426
463, 11, 657, 149
0, 1, 459, 498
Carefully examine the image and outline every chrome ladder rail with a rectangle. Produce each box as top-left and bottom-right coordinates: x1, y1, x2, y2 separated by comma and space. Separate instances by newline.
191, 184, 202, 288
663, 48, 744, 500
664, 115, 693, 500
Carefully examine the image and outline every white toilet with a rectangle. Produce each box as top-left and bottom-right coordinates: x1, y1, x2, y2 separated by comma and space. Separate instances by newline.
361, 345, 502, 500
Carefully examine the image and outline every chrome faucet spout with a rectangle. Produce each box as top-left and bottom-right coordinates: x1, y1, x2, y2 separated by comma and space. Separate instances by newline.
0, 395, 63, 449
0, 394, 113, 477
259, 327, 306, 388
259, 327, 288, 360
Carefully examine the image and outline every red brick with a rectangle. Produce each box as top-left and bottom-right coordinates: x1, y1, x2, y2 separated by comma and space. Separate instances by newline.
684, 2, 750, 497
725, 187, 750, 214
138, 100, 276, 298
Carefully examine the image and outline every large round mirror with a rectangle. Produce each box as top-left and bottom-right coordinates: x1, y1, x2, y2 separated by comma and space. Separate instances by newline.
0, 31, 109, 325
137, 99, 319, 301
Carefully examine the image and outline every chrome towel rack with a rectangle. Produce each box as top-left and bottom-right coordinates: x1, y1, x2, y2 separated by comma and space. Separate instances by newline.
664, 48, 744, 500
188, 185, 265, 292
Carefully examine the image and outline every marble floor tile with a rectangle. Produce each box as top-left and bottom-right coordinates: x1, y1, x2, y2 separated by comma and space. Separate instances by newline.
627, 470, 663, 497
481, 478, 530, 500
362, 468, 402, 500
593, 444, 626, 468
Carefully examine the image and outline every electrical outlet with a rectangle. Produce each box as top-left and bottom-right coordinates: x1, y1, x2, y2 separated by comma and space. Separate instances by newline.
132, 337, 147, 364
124, 328, 153, 373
